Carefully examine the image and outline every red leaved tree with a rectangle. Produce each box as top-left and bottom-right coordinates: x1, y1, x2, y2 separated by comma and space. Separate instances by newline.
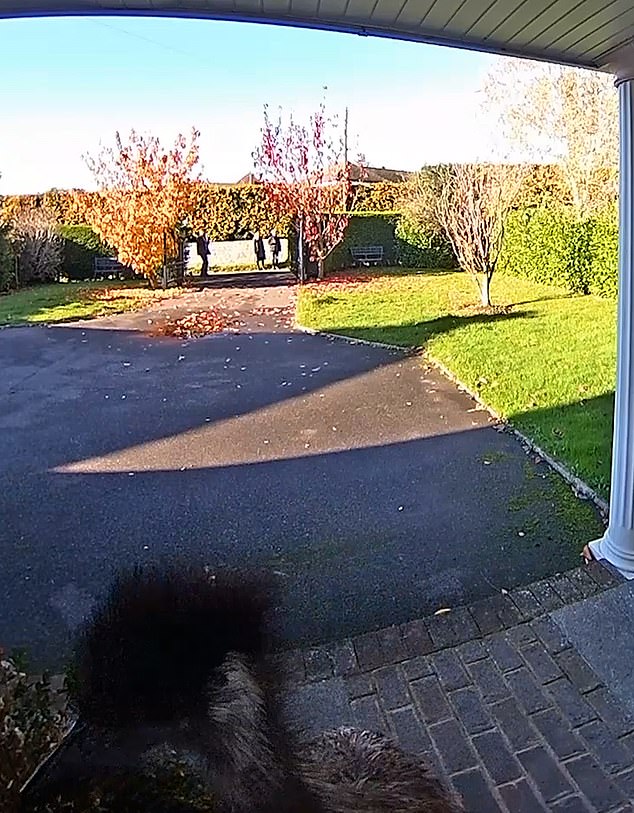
84, 129, 200, 287
253, 104, 351, 280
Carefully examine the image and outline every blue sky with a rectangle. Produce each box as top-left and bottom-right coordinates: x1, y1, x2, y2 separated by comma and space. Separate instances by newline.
0, 15, 497, 193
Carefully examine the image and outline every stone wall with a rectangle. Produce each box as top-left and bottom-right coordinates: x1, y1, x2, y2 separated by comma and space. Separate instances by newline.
185, 238, 289, 271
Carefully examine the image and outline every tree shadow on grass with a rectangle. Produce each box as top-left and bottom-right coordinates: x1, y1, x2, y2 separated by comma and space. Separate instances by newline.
511, 294, 577, 308
323, 308, 535, 348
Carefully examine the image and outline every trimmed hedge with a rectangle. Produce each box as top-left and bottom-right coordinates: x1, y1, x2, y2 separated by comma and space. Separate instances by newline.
188, 184, 292, 241
499, 204, 618, 298
351, 182, 405, 212
588, 208, 619, 299
324, 212, 454, 271
58, 224, 111, 281
2, 182, 408, 248
325, 213, 399, 271
1, 189, 92, 227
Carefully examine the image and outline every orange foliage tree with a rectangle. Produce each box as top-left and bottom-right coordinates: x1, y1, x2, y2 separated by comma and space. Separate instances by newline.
83, 129, 200, 287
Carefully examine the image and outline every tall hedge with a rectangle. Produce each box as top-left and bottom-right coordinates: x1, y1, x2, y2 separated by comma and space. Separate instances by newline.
587, 207, 619, 299
498, 204, 618, 298
188, 184, 293, 241
323, 212, 454, 271
351, 182, 405, 212
325, 213, 399, 271
0, 189, 92, 227
58, 224, 112, 281
2, 182, 407, 245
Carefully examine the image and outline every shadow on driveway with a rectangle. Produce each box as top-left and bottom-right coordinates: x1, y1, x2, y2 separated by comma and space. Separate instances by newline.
0, 320, 603, 668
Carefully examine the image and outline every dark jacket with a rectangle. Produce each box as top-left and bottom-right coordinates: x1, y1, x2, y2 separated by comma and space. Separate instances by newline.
254, 235, 265, 261
196, 234, 209, 258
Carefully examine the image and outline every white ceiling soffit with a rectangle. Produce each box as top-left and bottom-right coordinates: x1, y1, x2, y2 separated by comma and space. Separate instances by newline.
1, 0, 634, 72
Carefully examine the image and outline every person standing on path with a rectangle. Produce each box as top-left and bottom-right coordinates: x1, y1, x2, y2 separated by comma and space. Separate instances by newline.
253, 230, 266, 270
268, 229, 281, 269
196, 233, 210, 278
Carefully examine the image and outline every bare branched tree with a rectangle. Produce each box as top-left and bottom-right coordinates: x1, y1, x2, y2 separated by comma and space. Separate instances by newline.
434, 163, 526, 307
10, 207, 63, 286
484, 59, 618, 218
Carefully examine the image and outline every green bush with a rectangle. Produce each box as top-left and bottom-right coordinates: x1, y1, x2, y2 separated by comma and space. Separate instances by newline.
499, 205, 618, 298
0, 226, 14, 292
58, 224, 111, 281
1, 655, 68, 813
395, 217, 455, 268
587, 205, 619, 299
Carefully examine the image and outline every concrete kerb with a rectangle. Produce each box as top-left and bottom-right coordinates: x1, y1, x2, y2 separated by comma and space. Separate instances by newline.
427, 353, 609, 520
295, 324, 418, 355
296, 324, 609, 520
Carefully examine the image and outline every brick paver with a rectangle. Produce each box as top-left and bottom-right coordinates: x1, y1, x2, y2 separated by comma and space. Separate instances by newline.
282, 563, 634, 813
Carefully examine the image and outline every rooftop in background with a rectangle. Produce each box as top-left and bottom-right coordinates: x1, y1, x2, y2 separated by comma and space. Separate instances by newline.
1, 0, 632, 72
350, 165, 412, 184
235, 165, 412, 186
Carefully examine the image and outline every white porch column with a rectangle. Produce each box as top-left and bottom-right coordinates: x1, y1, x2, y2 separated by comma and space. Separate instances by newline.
588, 68, 634, 577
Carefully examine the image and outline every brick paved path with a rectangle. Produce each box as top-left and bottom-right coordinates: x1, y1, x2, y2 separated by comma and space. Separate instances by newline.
280, 562, 634, 813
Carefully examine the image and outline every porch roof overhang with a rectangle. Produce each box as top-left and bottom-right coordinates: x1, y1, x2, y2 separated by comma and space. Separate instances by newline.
1, 0, 634, 75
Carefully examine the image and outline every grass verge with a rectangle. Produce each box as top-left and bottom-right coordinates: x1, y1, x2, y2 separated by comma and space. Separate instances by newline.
298, 269, 616, 496
0, 281, 185, 327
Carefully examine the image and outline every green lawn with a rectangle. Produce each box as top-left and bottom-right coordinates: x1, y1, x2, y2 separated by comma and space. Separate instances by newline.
0, 281, 184, 327
298, 269, 617, 496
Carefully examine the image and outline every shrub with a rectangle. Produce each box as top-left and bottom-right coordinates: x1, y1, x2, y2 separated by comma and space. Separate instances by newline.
395, 217, 456, 268
10, 208, 63, 286
0, 655, 68, 813
58, 224, 111, 281
0, 226, 14, 292
587, 205, 618, 298
499, 204, 618, 298
500, 206, 570, 288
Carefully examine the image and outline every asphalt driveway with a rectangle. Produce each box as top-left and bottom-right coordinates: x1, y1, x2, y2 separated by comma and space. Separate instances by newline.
0, 275, 603, 668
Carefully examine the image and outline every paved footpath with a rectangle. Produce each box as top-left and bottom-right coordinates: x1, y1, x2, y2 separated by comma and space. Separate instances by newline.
281, 562, 634, 813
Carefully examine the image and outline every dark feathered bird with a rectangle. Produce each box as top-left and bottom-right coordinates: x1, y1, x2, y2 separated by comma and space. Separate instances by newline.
21, 565, 463, 813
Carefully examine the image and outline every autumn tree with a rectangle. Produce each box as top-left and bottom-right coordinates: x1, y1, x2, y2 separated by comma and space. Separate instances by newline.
429, 163, 526, 307
253, 104, 351, 280
84, 129, 200, 287
484, 59, 618, 218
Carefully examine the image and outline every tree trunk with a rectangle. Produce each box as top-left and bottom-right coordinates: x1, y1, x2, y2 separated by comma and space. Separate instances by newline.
298, 219, 305, 284
481, 274, 492, 307
317, 257, 324, 280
